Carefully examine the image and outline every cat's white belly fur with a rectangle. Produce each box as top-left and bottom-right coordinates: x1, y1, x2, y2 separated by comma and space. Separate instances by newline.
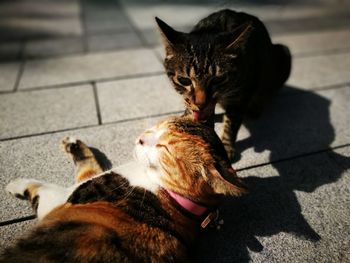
113, 161, 160, 193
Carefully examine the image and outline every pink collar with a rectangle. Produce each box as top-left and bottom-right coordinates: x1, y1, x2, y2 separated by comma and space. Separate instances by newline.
166, 190, 207, 216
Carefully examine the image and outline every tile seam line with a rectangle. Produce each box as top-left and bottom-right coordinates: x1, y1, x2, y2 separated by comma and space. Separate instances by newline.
0, 110, 184, 142
1, 38, 350, 65
117, 0, 150, 48
2, 143, 350, 227
236, 142, 350, 172
92, 82, 102, 125
1, 79, 348, 96
14, 71, 165, 93
12, 40, 26, 92
294, 46, 350, 59
79, 0, 89, 53
4, 44, 162, 63
0, 215, 36, 227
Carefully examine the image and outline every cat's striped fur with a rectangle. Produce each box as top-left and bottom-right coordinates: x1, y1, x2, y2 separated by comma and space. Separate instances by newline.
1, 116, 245, 263
156, 9, 291, 159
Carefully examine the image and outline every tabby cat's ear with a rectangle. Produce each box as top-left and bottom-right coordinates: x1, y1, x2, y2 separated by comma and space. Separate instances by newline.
225, 22, 253, 52
155, 17, 185, 55
209, 165, 247, 196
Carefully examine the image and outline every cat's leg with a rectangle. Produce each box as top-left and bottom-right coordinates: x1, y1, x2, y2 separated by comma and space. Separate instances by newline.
5, 178, 73, 220
62, 137, 104, 183
221, 113, 243, 161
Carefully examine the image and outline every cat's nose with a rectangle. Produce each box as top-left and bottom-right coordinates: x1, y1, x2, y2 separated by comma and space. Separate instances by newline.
136, 133, 158, 146
136, 134, 145, 145
194, 89, 206, 109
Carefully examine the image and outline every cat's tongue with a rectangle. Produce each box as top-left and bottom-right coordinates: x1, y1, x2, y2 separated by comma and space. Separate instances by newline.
193, 111, 200, 121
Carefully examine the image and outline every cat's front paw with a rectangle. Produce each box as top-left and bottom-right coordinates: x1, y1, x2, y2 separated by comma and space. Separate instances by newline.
62, 136, 81, 154
6, 178, 41, 200
62, 136, 92, 163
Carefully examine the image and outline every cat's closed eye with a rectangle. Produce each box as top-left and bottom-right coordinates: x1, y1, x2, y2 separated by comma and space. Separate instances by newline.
177, 76, 192, 86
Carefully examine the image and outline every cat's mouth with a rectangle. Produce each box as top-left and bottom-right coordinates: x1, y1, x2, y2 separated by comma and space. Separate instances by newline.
192, 101, 216, 122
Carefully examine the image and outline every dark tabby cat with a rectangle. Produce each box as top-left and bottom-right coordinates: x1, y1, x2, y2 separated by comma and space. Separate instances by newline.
1, 116, 245, 263
156, 9, 291, 159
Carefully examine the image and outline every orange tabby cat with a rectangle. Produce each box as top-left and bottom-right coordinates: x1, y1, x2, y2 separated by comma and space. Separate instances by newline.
1, 116, 245, 263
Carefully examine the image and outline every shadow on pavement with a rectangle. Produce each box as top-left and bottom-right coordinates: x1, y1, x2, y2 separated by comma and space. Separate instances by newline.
195, 86, 350, 262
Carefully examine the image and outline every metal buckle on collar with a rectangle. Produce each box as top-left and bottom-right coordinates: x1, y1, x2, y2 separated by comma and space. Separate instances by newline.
200, 209, 219, 228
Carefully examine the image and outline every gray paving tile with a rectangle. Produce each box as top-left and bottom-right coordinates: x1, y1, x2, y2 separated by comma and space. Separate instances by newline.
0, 0, 82, 41
0, 85, 97, 139
233, 85, 350, 169
24, 38, 84, 59
273, 28, 350, 56
87, 31, 142, 52
0, 62, 19, 92
121, 1, 214, 31
83, 0, 134, 34
0, 116, 165, 221
288, 52, 350, 89
18, 49, 163, 90
121, 1, 350, 45
97, 75, 183, 123
266, 13, 350, 36
0, 220, 35, 253
198, 150, 350, 262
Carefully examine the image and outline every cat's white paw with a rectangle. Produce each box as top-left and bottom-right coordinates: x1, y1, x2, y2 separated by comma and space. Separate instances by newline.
6, 178, 41, 199
62, 136, 78, 152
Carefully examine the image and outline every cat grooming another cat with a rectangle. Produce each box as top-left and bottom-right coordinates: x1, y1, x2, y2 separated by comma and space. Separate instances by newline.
1, 116, 245, 263
156, 9, 291, 159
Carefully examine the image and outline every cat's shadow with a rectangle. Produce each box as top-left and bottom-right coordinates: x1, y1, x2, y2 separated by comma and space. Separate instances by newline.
195, 85, 350, 262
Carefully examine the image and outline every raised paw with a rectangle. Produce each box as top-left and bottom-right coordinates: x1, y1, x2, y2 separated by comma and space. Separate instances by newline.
62, 136, 81, 154
61, 136, 94, 164
6, 178, 42, 200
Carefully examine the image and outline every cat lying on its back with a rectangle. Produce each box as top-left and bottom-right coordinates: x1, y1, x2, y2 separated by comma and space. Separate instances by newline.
156, 9, 291, 159
1, 116, 245, 263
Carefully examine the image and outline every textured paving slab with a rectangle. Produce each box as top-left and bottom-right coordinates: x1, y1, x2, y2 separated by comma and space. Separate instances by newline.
0, 220, 34, 253
233, 85, 350, 170
197, 147, 350, 263
24, 38, 84, 59
0, 85, 97, 139
18, 49, 163, 89
87, 31, 142, 52
288, 52, 350, 89
0, 116, 165, 221
273, 28, 350, 56
97, 75, 183, 123
0, 62, 19, 92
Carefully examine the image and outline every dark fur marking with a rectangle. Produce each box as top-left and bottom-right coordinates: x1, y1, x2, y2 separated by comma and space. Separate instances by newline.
31, 195, 39, 212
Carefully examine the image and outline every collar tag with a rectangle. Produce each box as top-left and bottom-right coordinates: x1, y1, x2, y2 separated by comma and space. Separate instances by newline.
201, 210, 219, 228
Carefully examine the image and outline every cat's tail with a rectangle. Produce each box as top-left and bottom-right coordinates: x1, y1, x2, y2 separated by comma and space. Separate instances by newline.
272, 44, 292, 87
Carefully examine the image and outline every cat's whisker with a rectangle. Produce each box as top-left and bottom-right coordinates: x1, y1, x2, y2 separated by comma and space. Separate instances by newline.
121, 186, 136, 201
140, 189, 146, 209
110, 181, 129, 192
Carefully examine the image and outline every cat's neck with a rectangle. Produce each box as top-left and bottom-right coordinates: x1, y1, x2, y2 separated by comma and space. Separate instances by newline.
113, 161, 160, 193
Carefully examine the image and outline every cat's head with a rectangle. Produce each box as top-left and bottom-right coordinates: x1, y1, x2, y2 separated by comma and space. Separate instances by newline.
155, 17, 252, 123
134, 116, 246, 204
